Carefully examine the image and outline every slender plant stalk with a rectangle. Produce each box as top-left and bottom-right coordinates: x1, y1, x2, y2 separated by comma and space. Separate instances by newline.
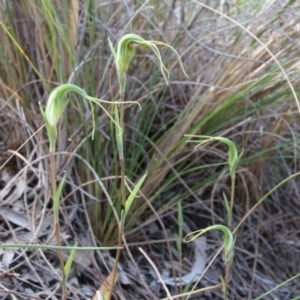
177, 202, 183, 297
224, 261, 230, 300
230, 176, 235, 212
107, 94, 126, 300
40, 83, 138, 299
106, 33, 187, 300
228, 175, 236, 230
50, 151, 66, 299
223, 175, 236, 297
185, 225, 234, 300
119, 93, 126, 209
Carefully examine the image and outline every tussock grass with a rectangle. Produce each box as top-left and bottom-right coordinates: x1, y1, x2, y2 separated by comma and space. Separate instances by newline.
0, 1, 300, 299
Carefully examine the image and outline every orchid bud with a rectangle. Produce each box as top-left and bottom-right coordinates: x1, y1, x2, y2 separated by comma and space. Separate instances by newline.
45, 84, 88, 127
109, 33, 188, 95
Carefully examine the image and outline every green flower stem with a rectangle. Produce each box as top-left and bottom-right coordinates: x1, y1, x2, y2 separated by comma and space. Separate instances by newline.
118, 93, 126, 210
229, 175, 235, 228
186, 135, 243, 228
185, 225, 235, 300
108, 93, 126, 300
49, 151, 66, 299
107, 33, 187, 300
41, 83, 139, 300
107, 172, 147, 300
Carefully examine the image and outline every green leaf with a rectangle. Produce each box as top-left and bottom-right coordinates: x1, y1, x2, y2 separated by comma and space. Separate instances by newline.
108, 37, 117, 61
122, 172, 147, 224
178, 201, 183, 236
177, 201, 183, 255
53, 172, 66, 222
220, 276, 226, 298
223, 192, 232, 227
63, 242, 78, 287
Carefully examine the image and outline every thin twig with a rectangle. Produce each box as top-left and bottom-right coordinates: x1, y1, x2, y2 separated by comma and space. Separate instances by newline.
139, 247, 174, 300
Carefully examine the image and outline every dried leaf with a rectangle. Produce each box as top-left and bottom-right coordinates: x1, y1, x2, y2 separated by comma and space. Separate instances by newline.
0, 180, 25, 203
0, 208, 30, 230
0, 249, 14, 268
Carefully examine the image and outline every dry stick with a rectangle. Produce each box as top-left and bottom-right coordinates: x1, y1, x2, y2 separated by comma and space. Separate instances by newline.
160, 284, 221, 300
138, 247, 174, 300
121, 231, 157, 300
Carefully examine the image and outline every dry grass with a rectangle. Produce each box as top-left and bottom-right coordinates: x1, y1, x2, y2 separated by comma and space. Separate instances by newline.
0, 1, 300, 299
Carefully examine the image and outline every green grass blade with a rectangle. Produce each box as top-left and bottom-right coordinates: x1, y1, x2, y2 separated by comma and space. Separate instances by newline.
64, 242, 78, 287
0, 244, 120, 250
122, 172, 147, 224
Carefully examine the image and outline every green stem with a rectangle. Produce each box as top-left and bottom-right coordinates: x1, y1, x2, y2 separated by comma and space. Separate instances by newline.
225, 174, 235, 297
107, 93, 126, 300
50, 152, 57, 196
119, 93, 126, 208
230, 176, 235, 210
178, 243, 183, 297
50, 151, 66, 299
229, 175, 235, 229
224, 261, 229, 300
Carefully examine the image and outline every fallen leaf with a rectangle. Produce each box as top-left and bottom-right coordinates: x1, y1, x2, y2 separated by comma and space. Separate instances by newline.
0, 208, 30, 230
0, 178, 26, 203
0, 249, 14, 268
